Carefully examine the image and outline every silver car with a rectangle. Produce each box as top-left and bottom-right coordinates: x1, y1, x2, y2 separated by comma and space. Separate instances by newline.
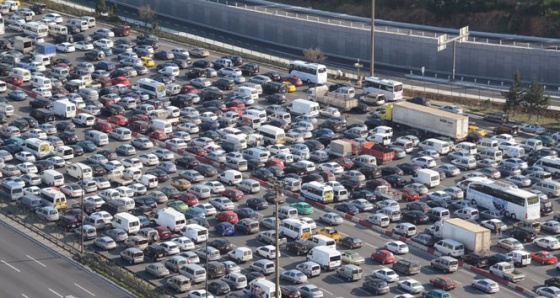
145, 262, 170, 278
280, 269, 308, 284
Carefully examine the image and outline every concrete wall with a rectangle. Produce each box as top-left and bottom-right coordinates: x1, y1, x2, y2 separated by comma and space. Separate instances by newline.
116, 0, 560, 83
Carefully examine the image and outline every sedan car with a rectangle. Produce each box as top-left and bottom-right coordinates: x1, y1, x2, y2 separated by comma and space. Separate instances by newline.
146, 262, 170, 278
531, 251, 558, 265
319, 212, 343, 225
542, 220, 560, 234
536, 286, 560, 298
397, 278, 425, 294
93, 236, 117, 250
497, 237, 524, 251
471, 278, 500, 294
372, 268, 399, 282
280, 269, 308, 284
341, 250, 365, 265
429, 276, 458, 291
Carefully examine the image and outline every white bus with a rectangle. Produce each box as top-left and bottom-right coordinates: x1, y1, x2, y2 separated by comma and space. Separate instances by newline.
0, 13, 4, 35
534, 156, 560, 177
466, 180, 540, 220
301, 182, 334, 204
280, 218, 312, 240
288, 60, 328, 85
132, 78, 166, 99
258, 125, 285, 145
23, 138, 54, 159
362, 77, 403, 101
23, 22, 49, 38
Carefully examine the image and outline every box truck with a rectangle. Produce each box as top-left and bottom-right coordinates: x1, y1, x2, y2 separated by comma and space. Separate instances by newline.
428, 218, 491, 254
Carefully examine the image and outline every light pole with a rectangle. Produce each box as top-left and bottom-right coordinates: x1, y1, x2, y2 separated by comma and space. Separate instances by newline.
370, 0, 375, 76
78, 165, 85, 255
436, 26, 469, 81
271, 179, 282, 297
205, 241, 209, 295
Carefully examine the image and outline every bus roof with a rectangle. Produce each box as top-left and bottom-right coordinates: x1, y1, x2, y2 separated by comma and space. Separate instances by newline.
363, 76, 402, 85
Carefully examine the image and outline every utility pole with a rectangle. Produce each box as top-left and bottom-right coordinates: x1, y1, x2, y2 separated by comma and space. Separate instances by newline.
370, 0, 375, 76
205, 240, 209, 296
79, 165, 84, 255
436, 26, 469, 81
271, 179, 283, 298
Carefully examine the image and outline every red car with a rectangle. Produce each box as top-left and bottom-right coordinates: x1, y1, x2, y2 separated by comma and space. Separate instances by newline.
318, 170, 336, 182
52, 86, 69, 95
154, 226, 172, 240
430, 276, 458, 291
334, 157, 354, 170
148, 130, 167, 140
226, 100, 245, 112
216, 211, 239, 224
92, 121, 113, 133
265, 158, 284, 170
285, 75, 303, 86
110, 76, 131, 86
186, 145, 207, 156
97, 77, 112, 87
6, 75, 23, 86
107, 115, 128, 126
370, 249, 396, 264
130, 113, 150, 123
402, 190, 420, 201
221, 188, 245, 201
177, 193, 199, 206
180, 84, 198, 94
531, 251, 558, 265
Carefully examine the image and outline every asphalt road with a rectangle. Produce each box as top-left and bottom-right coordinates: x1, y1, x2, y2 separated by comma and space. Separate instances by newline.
2, 8, 560, 298
0, 221, 129, 298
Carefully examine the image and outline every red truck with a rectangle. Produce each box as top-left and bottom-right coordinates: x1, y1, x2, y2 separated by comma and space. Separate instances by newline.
360, 142, 395, 164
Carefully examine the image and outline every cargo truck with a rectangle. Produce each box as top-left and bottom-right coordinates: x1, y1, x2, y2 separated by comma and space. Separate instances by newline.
307, 86, 359, 111
428, 218, 491, 254
14, 37, 33, 54
381, 102, 469, 141
326, 139, 354, 157
33, 42, 57, 66
106, 169, 134, 186
361, 142, 395, 164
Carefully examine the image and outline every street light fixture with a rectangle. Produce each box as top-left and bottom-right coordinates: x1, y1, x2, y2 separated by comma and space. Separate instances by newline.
270, 178, 283, 297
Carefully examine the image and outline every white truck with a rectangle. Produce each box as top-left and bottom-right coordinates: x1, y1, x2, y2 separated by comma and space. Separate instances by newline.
427, 218, 491, 254
326, 139, 353, 158
51, 100, 77, 119
106, 169, 134, 186
243, 280, 276, 298
489, 262, 525, 283
153, 208, 186, 233
307, 86, 359, 111
381, 102, 469, 141
286, 99, 320, 117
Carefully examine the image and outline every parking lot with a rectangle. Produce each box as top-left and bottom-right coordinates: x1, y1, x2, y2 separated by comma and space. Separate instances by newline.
3, 5, 560, 298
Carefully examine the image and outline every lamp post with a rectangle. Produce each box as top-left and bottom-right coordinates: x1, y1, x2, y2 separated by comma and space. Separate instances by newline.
205, 241, 209, 295
270, 179, 283, 297
77, 165, 85, 255
370, 0, 375, 76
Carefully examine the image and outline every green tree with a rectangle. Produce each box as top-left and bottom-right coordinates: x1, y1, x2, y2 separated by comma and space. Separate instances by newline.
109, 3, 119, 21
503, 70, 524, 115
95, 0, 107, 17
138, 4, 155, 28
303, 47, 327, 63
522, 79, 550, 121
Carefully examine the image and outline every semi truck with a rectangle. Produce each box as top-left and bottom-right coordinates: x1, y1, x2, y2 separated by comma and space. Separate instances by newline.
427, 218, 491, 254
307, 86, 359, 111
380, 102, 469, 141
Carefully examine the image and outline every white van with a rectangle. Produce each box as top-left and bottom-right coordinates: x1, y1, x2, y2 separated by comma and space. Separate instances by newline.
508, 250, 531, 267
159, 65, 180, 77
332, 86, 355, 98
477, 148, 503, 161
276, 206, 298, 220
380, 207, 401, 222
477, 138, 499, 150
67, 18, 89, 31
140, 174, 159, 189
153, 208, 187, 233
42, 169, 65, 186
243, 148, 270, 163
370, 126, 393, 139
39, 187, 67, 210
113, 197, 135, 211
84, 130, 109, 146
10, 68, 31, 82
244, 109, 267, 124
80, 16, 96, 28
238, 179, 261, 194
503, 146, 525, 158
66, 163, 93, 180
533, 180, 560, 197
180, 224, 208, 243
454, 142, 477, 155
393, 222, 417, 237
48, 24, 69, 35
228, 247, 253, 263
234, 86, 259, 101
419, 138, 451, 155
111, 212, 141, 234
179, 264, 206, 284
412, 169, 440, 188
31, 76, 52, 89
306, 246, 342, 271
150, 119, 173, 134
306, 235, 336, 250
434, 239, 465, 257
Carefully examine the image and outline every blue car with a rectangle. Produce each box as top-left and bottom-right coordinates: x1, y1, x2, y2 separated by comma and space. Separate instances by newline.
313, 128, 335, 138
215, 222, 235, 236
97, 46, 113, 56
184, 207, 206, 219
95, 60, 115, 71
76, 140, 97, 152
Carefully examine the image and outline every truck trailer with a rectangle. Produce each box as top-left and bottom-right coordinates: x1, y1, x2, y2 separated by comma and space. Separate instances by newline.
429, 218, 491, 254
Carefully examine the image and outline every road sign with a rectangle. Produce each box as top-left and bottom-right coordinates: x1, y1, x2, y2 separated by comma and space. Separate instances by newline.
459, 26, 469, 42
437, 34, 448, 52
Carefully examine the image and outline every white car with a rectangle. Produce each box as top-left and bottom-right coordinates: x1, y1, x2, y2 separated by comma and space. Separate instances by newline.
384, 241, 409, 255
15, 152, 36, 162
534, 237, 560, 250
17, 162, 38, 174
319, 212, 343, 225
121, 158, 143, 169
319, 107, 341, 118
318, 162, 344, 174
177, 123, 199, 134
372, 268, 400, 282
249, 75, 271, 85
171, 237, 195, 251
103, 160, 124, 171
43, 13, 63, 23
82, 105, 101, 116
170, 131, 191, 142
256, 245, 279, 259
440, 105, 464, 114
218, 67, 242, 76
160, 241, 181, 256
204, 181, 226, 194
397, 278, 425, 294
132, 137, 154, 149
93, 38, 114, 48
94, 236, 117, 250
411, 156, 436, 168
138, 153, 159, 166
165, 138, 188, 151
87, 154, 109, 165
84, 195, 105, 208
187, 290, 214, 298
56, 42, 76, 53
480, 219, 507, 232
193, 203, 216, 217
209, 197, 235, 211
73, 41, 94, 51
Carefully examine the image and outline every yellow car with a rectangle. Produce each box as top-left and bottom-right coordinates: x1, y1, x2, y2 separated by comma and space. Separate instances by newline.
171, 178, 192, 191
341, 250, 365, 265
468, 125, 486, 137
141, 56, 155, 67
316, 227, 341, 241
282, 81, 297, 93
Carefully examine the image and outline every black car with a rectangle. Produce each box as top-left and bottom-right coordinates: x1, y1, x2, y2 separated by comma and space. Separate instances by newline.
143, 244, 165, 262
208, 281, 230, 296
462, 252, 489, 268
285, 240, 312, 256
284, 164, 307, 176
200, 87, 224, 101
281, 286, 301, 298
101, 104, 125, 116
69, 145, 84, 156
145, 169, 170, 182
487, 253, 513, 266
401, 210, 430, 224
304, 140, 325, 152
134, 196, 158, 209
56, 215, 79, 231
194, 165, 218, 177
246, 198, 269, 210
362, 278, 389, 295
406, 201, 431, 213
381, 166, 404, 177
384, 175, 408, 188
265, 93, 286, 104
246, 271, 265, 283
176, 156, 200, 169
510, 227, 537, 243
192, 60, 213, 68
397, 163, 421, 175
247, 159, 265, 170
407, 96, 431, 106
251, 168, 274, 181
72, 33, 91, 42
426, 199, 449, 209
213, 78, 235, 90
21, 116, 38, 128
0, 144, 21, 155
10, 119, 29, 133
350, 189, 376, 201
339, 179, 365, 191
208, 238, 235, 254
264, 191, 285, 204
98, 149, 118, 161
235, 208, 259, 220
200, 130, 221, 142
301, 173, 324, 184
88, 163, 107, 176
340, 236, 363, 249
56, 121, 76, 132
58, 131, 79, 145
359, 165, 382, 179
545, 277, 560, 288
364, 118, 386, 129
262, 72, 282, 81
334, 202, 359, 215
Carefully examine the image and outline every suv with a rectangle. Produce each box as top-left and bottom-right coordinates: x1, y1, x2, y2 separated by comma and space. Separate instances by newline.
235, 218, 259, 234
56, 215, 79, 231
462, 252, 489, 268
392, 259, 420, 275
286, 240, 311, 256
143, 244, 165, 262
510, 227, 537, 243
207, 261, 226, 279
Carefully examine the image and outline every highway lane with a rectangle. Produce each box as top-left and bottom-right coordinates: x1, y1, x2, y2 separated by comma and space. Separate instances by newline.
0, 221, 129, 298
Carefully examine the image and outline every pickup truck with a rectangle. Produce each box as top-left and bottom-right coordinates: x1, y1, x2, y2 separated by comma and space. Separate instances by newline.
258, 230, 287, 246
106, 169, 134, 186
316, 227, 342, 241
489, 262, 525, 283
374, 186, 402, 201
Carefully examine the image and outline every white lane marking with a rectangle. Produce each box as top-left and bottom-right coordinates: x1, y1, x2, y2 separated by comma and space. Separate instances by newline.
75, 283, 96, 296
48, 289, 62, 297
26, 255, 46, 267
1, 260, 20, 272
21, 294, 29, 298
532, 279, 540, 283
365, 243, 377, 249
320, 287, 333, 295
